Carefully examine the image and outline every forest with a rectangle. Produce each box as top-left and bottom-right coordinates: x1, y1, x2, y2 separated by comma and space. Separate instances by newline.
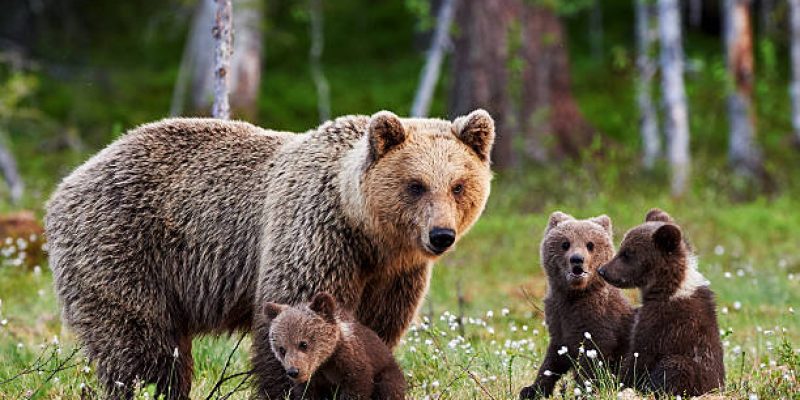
0, 0, 798, 399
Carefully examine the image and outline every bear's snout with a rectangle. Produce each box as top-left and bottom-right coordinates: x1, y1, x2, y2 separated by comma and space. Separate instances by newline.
428, 227, 456, 254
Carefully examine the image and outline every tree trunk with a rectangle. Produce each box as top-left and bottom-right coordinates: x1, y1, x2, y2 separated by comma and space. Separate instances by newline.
309, 0, 330, 122
0, 140, 23, 203
411, 0, 457, 118
171, 0, 262, 119
450, 0, 513, 167
212, 0, 233, 119
658, 0, 690, 197
790, 0, 800, 144
689, 0, 702, 27
636, 0, 661, 168
759, 0, 775, 38
724, 0, 761, 177
450, 1, 594, 167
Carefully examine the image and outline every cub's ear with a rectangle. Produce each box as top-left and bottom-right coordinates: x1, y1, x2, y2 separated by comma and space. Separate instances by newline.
368, 111, 406, 162
264, 302, 286, 321
453, 109, 495, 162
653, 224, 682, 253
590, 214, 613, 236
546, 211, 574, 233
645, 208, 674, 223
309, 292, 337, 323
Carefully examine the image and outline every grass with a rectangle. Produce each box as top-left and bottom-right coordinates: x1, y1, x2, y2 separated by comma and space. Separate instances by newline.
0, 154, 798, 399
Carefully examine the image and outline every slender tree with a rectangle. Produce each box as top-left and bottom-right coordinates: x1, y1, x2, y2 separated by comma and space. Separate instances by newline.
724, 0, 761, 177
212, 0, 233, 119
411, 0, 458, 118
0, 140, 23, 203
171, 0, 262, 119
689, 0, 702, 27
658, 0, 690, 197
790, 0, 800, 144
636, 0, 660, 169
309, 0, 330, 122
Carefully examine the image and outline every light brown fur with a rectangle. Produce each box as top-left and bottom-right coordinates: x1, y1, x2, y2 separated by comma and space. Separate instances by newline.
45, 111, 494, 399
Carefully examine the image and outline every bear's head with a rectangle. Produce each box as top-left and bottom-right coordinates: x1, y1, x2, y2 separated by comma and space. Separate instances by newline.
350, 109, 494, 260
598, 209, 706, 299
264, 292, 341, 383
541, 211, 614, 292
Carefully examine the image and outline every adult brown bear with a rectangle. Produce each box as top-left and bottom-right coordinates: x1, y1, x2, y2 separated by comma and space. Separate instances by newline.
45, 110, 495, 399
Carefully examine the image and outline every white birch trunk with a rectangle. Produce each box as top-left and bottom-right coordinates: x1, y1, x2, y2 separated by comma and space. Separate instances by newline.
309, 0, 330, 122
171, 0, 215, 116
658, 0, 690, 197
0, 140, 23, 203
790, 0, 800, 143
636, 0, 660, 169
724, 0, 760, 176
229, 0, 263, 119
212, 0, 233, 119
411, 0, 457, 118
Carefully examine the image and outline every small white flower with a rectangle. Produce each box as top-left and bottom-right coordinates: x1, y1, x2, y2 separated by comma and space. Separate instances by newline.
431, 380, 440, 388
748, 394, 758, 400
115, 381, 125, 387
83, 365, 91, 373
501, 308, 510, 316
79, 383, 86, 389
737, 269, 745, 277
173, 347, 179, 358
33, 266, 42, 275
584, 332, 592, 340
53, 377, 60, 383
0, 319, 7, 326
676, 396, 682, 400
543, 370, 553, 376
486, 310, 494, 318
633, 352, 639, 358
733, 301, 742, 310
721, 307, 729, 314
724, 271, 732, 278
714, 245, 725, 255
586, 349, 598, 359
52, 336, 59, 345
573, 387, 582, 396
557, 345, 568, 356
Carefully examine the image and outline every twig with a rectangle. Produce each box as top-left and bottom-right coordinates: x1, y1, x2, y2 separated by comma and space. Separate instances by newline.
204, 333, 248, 400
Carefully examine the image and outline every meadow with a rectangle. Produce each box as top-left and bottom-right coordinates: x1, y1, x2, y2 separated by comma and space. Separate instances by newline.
0, 154, 798, 399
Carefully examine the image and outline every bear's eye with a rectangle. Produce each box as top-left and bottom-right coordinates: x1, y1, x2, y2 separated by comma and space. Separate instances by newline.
621, 249, 631, 260
298, 341, 308, 351
406, 181, 427, 197
586, 242, 595, 252
452, 183, 464, 195
278, 346, 286, 357
561, 241, 570, 251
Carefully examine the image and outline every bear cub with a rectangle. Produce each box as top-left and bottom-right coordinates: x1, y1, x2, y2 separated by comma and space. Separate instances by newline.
520, 212, 635, 399
598, 209, 725, 396
265, 292, 406, 400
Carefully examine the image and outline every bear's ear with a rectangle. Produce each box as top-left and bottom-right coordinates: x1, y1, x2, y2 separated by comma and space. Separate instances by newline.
309, 292, 337, 323
653, 224, 682, 253
453, 109, 495, 162
645, 208, 674, 223
590, 214, 613, 236
264, 302, 286, 321
546, 211, 574, 233
368, 111, 407, 162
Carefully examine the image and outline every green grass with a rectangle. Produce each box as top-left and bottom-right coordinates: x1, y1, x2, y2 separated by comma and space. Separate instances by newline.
1, 158, 798, 399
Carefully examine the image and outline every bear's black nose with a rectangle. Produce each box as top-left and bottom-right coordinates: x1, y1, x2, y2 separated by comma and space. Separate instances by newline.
286, 367, 299, 378
429, 228, 456, 253
598, 268, 606, 278
569, 254, 584, 265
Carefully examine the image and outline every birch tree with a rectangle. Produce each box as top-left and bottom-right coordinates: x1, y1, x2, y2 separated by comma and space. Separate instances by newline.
212, 0, 233, 119
411, 0, 457, 118
171, 0, 263, 119
790, 0, 800, 144
658, 0, 690, 197
0, 141, 22, 203
636, 0, 660, 169
309, 0, 330, 122
724, 0, 761, 177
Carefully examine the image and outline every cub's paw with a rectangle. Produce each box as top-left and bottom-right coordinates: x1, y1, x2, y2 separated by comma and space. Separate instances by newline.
519, 385, 545, 399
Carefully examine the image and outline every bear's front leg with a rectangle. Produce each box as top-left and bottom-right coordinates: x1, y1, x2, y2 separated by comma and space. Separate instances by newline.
356, 264, 430, 349
519, 342, 571, 399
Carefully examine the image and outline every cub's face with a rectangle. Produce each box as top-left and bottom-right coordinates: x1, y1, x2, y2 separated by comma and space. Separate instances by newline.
362, 110, 495, 259
541, 212, 614, 292
599, 209, 684, 290
264, 293, 340, 383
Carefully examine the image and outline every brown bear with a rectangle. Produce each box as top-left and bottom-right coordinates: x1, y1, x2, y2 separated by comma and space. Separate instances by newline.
265, 292, 406, 400
45, 110, 495, 399
519, 212, 635, 399
597, 209, 725, 396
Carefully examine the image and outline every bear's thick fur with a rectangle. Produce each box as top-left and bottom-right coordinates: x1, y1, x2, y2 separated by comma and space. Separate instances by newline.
519, 212, 635, 399
598, 209, 725, 396
265, 292, 405, 400
45, 110, 494, 399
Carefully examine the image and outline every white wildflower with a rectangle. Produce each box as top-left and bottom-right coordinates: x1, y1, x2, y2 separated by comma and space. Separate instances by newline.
633, 352, 639, 358
83, 365, 91, 373
584, 332, 592, 340
543, 370, 553, 376
586, 349, 598, 359
714, 245, 725, 255
573, 388, 582, 396
557, 345, 568, 356
733, 301, 742, 310
501, 308, 510, 316
748, 394, 758, 400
